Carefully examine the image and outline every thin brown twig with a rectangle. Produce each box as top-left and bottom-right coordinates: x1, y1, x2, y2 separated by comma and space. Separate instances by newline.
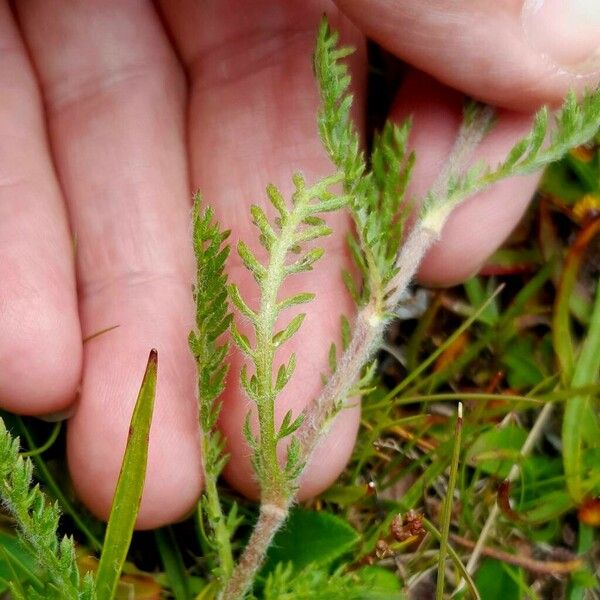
451, 534, 583, 575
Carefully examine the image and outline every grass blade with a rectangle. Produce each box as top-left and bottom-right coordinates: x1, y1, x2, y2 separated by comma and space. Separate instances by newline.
0, 545, 28, 600
436, 402, 463, 600
95, 349, 158, 600
20, 421, 61, 458
553, 219, 600, 383
155, 527, 190, 600
382, 286, 504, 402
563, 280, 600, 502
423, 519, 480, 600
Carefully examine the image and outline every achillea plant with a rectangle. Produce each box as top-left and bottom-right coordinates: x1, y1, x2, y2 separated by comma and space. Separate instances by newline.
191, 17, 600, 600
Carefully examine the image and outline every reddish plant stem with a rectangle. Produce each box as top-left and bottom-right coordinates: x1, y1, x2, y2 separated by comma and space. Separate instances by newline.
222, 502, 289, 600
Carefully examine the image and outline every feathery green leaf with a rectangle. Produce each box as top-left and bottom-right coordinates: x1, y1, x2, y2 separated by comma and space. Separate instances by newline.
314, 18, 415, 314
230, 172, 347, 499
0, 419, 95, 599
190, 195, 236, 585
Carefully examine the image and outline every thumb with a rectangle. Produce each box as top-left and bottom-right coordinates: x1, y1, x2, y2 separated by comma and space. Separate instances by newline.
334, 0, 600, 110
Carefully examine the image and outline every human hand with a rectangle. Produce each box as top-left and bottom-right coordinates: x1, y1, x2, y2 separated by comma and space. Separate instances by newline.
1, 0, 598, 529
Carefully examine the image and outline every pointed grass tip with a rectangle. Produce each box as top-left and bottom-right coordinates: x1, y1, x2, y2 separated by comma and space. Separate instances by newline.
148, 348, 158, 366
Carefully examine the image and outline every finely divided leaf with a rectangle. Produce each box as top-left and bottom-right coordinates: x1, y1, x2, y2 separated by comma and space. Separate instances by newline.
0, 420, 94, 599
230, 172, 348, 497
190, 196, 236, 584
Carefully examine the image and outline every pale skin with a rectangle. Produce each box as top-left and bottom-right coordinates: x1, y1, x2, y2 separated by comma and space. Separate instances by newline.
1, 0, 598, 529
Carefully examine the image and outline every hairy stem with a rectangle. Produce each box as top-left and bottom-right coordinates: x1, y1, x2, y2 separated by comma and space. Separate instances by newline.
387, 225, 439, 309
222, 98, 490, 600
299, 102, 489, 455
222, 502, 289, 600
298, 309, 381, 454
219, 20, 600, 597
298, 221, 440, 464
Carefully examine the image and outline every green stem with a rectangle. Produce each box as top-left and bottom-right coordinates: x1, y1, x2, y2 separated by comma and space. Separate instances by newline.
155, 528, 190, 600
254, 194, 304, 501
200, 436, 234, 582
196, 372, 234, 586
423, 519, 480, 600
435, 403, 463, 599
19, 420, 61, 458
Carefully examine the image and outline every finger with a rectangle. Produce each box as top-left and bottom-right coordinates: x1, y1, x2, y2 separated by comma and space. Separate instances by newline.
16, 1, 200, 528
158, 0, 365, 500
0, 2, 81, 415
390, 72, 540, 285
335, 0, 600, 110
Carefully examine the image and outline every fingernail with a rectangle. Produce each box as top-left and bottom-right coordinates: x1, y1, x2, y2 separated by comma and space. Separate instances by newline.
522, 0, 600, 74
39, 406, 75, 423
